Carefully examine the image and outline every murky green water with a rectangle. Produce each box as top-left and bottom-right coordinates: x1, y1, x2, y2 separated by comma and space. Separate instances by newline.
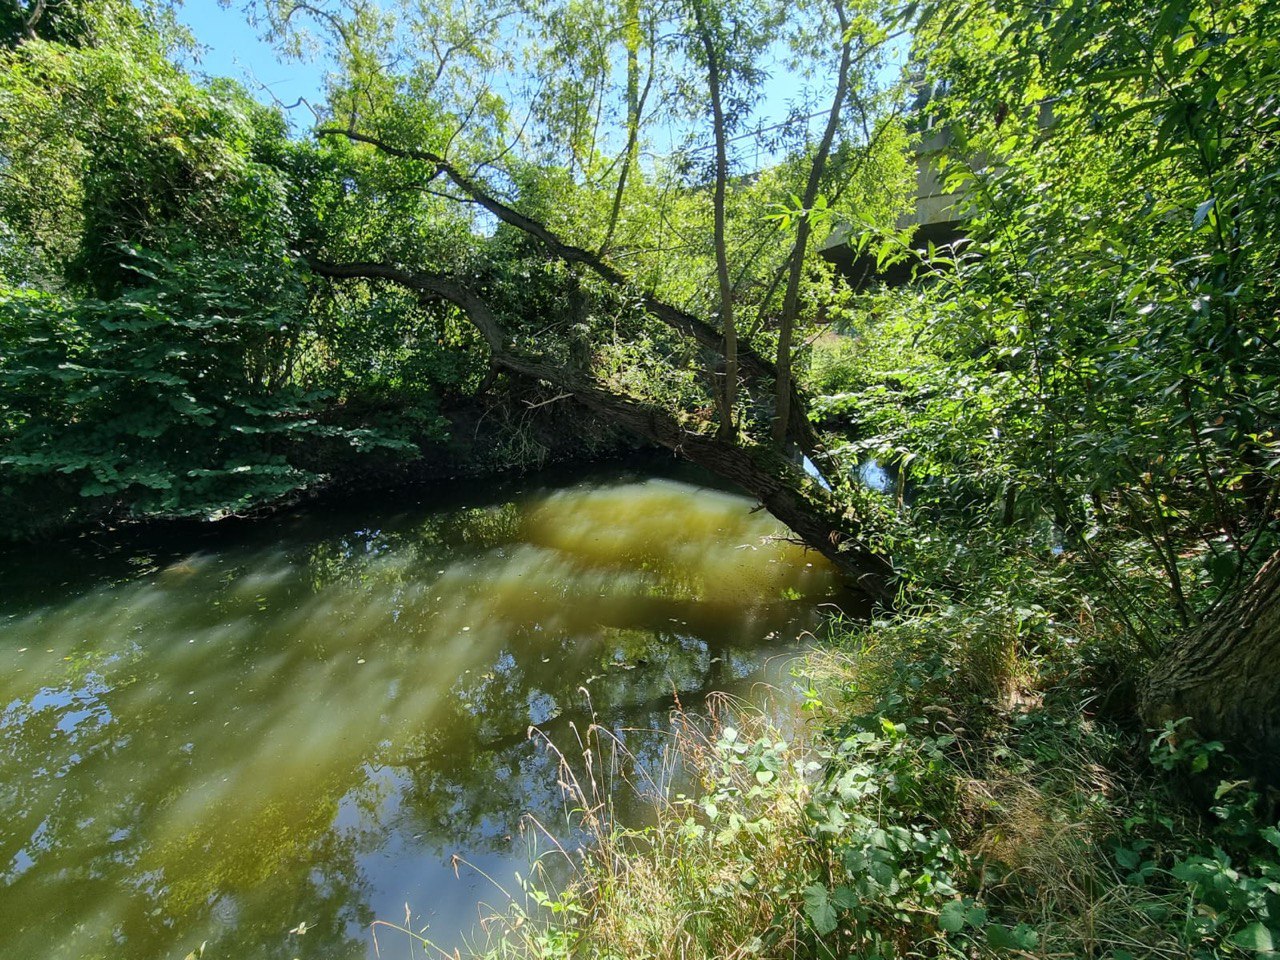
0, 466, 853, 959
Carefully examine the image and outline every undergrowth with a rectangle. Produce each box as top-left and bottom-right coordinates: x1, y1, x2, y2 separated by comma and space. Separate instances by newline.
377, 588, 1280, 960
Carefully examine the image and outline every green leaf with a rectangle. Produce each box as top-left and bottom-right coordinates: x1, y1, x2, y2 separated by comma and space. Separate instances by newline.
1114, 846, 1140, 869
987, 923, 1039, 951
830, 885, 858, 909
1262, 827, 1280, 852
1193, 197, 1215, 229
1232, 923, 1275, 952
803, 884, 838, 936
938, 899, 966, 933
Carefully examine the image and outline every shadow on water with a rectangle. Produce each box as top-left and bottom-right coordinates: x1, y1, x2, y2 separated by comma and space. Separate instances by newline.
0, 461, 865, 959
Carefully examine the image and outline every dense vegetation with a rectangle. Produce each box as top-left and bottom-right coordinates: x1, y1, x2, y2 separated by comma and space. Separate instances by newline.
3, 0, 1280, 956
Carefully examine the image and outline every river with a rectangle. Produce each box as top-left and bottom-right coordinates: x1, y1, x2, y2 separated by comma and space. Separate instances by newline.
0, 463, 856, 959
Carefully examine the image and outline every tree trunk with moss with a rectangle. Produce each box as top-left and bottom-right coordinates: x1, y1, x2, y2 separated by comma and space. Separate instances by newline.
1140, 550, 1280, 787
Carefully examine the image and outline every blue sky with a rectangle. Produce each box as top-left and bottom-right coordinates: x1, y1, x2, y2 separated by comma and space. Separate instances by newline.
176, 1, 328, 116
173, 1, 909, 162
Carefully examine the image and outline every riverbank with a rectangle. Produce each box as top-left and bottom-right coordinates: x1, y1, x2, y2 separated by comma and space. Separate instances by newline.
1, 382, 646, 547
438, 577, 1280, 959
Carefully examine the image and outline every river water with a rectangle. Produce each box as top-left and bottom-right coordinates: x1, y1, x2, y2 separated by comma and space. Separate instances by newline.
0, 464, 854, 959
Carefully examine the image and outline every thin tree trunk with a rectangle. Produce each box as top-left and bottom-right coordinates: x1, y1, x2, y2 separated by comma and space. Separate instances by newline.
773, 0, 852, 447
600, 0, 650, 254
22, 0, 46, 39
690, 0, 739, 441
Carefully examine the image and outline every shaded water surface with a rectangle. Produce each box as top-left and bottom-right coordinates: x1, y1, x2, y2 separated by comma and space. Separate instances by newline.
0, 468, 851, 959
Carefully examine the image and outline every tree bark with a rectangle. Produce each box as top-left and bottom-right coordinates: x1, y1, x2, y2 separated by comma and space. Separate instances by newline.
1140, 549, 1280, 787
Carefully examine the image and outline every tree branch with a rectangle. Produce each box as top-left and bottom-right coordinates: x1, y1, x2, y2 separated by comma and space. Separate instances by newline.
314, 126, 777, 381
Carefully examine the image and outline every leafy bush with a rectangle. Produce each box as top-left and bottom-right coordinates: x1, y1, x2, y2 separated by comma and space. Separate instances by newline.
0, 248, 415, 536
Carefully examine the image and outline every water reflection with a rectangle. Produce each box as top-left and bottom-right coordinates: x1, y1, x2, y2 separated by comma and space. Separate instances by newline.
0, 474, 851, 959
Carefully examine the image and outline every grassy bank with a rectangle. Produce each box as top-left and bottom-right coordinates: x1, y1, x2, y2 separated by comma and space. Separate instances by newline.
395, 575, 1278, 960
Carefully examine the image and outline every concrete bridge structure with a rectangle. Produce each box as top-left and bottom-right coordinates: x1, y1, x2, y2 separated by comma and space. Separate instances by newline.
821, 89, 1056, 287
818, 116, 967, 288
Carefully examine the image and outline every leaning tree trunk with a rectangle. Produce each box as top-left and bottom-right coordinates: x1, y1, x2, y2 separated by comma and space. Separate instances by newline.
310, 259, 897, 604
1140, 549, 1280, 787
306, 128, 897, 601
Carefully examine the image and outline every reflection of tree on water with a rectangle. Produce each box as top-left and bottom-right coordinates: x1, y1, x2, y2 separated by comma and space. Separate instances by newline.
302, 502, 525, 595
386, 624, 783, 850
0, 477, 850, 960
0, 660, 376, 960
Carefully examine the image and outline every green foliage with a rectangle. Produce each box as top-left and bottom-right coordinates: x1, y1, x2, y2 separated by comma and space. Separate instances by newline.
0, 248, 414, 536
814, 0, 1280, 638
0, 6, 293, 294
0, 0, 129, 50
1150, 718, 1226, 776
794, 88, 1280, 933
1131, 722, 1280, 957
808, 601, 1280, 960
800, 712, 967, 955
461, 702, 969, 960
0, 0, 922, 537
